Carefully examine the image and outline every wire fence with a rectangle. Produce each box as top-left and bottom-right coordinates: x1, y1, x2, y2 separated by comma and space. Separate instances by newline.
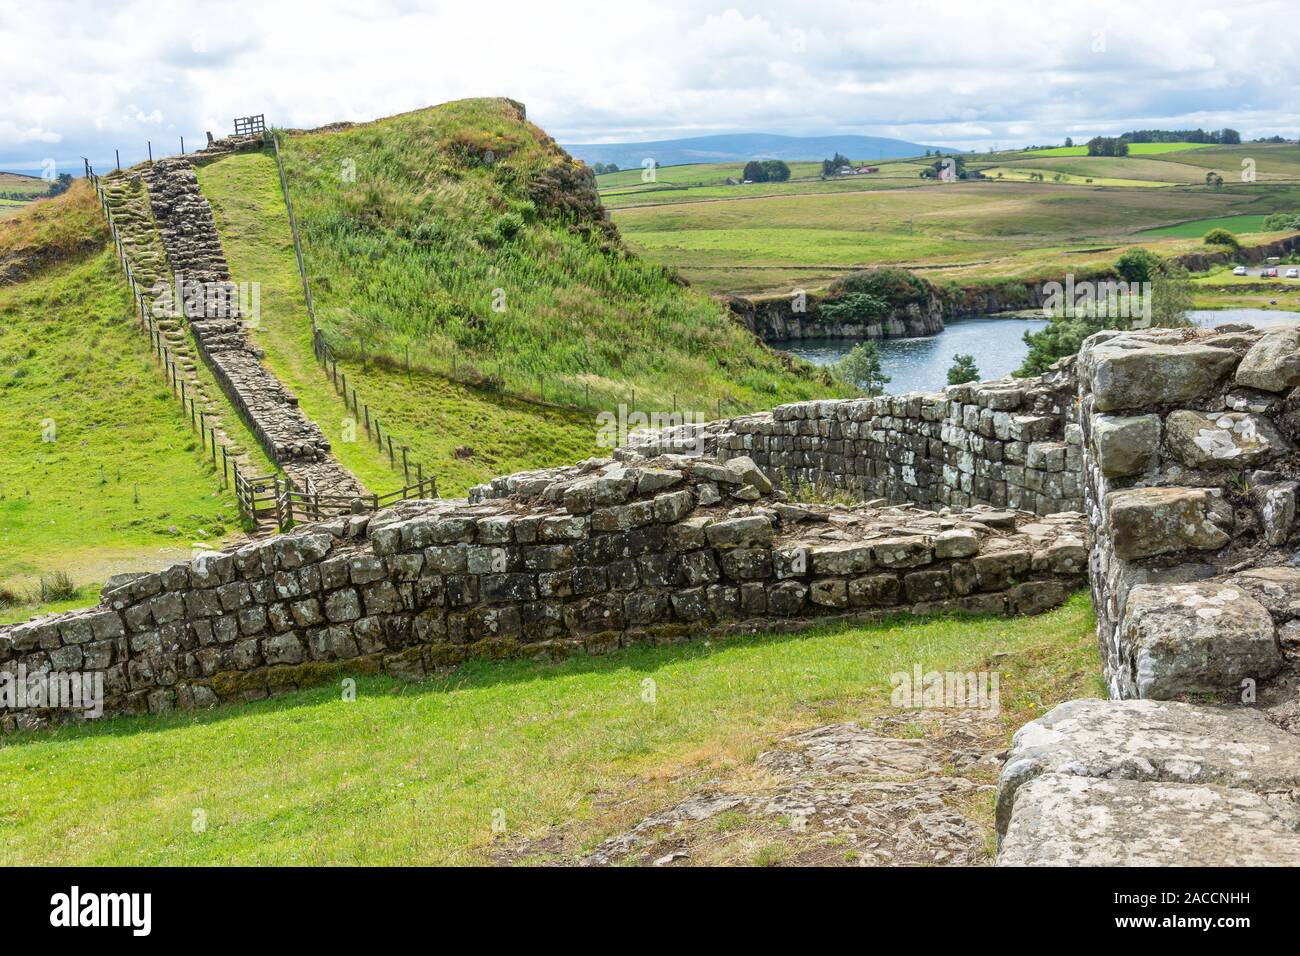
87, 151, 437, 531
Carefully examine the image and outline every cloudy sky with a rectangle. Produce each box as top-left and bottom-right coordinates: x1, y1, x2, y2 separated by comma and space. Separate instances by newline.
3, 0, 1297, 172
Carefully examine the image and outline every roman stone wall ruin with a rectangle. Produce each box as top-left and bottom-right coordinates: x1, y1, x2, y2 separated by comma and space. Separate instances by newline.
0, 453, 1087, 730
993, 324, 1300, 865
7, 315, 1300, 865
620, 367, 1084, 516
144, 142, 364, 498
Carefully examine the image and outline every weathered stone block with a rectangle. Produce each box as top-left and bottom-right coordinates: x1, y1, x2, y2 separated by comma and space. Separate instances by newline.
870, 537, 933, 569
933, 528, 978, 559
809, 542, 874, 576
1105, 487, 1231, 560
848, 573, 900, 607
704, 516, 773, 549
998, 775, 1300, 866
1235, 327, 1300, 392
1092, 413, 1160, 477
1165, 410, 1289, 469
1119, 582, 1282, 697
1087, 341, 1238, 411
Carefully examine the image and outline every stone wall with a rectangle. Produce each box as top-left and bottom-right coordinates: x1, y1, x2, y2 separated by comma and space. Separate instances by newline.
0, 453, 1087, 730
619, 367, 1084, 516
994, 323, 1300, 865
1075, 325, 1299, 701
145, 144, 365, 500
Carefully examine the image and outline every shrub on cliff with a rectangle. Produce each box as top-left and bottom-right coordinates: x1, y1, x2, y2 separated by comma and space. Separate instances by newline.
817, 291, 888, 323
825, 267, 934, 312
1204, 228, 1240, 249
1114, 247, 1163, 285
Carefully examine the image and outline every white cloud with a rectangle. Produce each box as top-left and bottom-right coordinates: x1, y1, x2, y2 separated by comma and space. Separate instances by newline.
0, 0, 1296, 172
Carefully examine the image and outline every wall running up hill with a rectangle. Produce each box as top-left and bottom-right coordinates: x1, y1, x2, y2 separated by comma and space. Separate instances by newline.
142, 139, 365, 499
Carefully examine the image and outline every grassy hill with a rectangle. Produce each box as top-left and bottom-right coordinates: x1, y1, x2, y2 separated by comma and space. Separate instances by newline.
196, 149, 606, 496
0, 184, 268, 608
276, 98, 844, 413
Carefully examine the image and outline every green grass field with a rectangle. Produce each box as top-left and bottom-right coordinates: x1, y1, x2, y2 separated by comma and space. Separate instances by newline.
0, 246, 245, 596
1025, 142, 1217, 157
0, 593, 1100, 865
612, 178, 1287, 294
276, 98, 845, 414
595, 138, 1300, 295
1136, 213, 1275, 238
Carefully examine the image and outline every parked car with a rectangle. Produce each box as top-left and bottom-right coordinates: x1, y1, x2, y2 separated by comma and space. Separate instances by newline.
1287, 268, 1299, 279
1233, 265, 1248, 275
1263, 267, 1280, 278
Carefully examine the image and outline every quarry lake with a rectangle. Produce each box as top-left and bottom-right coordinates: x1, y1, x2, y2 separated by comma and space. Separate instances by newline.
783, 308, 1300, 394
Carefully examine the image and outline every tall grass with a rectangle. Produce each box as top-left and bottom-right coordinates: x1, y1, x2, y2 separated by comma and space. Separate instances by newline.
278, 98, 848, 414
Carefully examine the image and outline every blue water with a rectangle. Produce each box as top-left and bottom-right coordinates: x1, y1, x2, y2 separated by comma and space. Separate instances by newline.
782, 309, 1300, 394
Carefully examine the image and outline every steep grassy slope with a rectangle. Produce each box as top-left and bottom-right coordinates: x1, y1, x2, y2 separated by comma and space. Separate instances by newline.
0, 593, 1099, 865
278, 98, 845, 412
0, 186, 255, 598
198, 150, 604, 496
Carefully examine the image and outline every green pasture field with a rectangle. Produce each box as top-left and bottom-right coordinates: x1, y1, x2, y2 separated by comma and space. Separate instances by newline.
0, 593, 1100, 865
1024, 142, 1217, 157
611, 179, 1283, 294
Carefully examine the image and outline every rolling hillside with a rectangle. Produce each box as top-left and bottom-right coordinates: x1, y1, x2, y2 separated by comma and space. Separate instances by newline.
604, 138, 1300, 295
0, 185, 265, 605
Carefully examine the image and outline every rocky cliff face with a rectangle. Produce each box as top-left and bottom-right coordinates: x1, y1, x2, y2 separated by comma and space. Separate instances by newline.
727, 289, 945, 342
730, 234, 1300, 346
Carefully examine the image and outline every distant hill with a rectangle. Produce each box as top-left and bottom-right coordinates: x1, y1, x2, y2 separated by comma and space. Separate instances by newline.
0, 170, 50, 195
560, 132, 960, 170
